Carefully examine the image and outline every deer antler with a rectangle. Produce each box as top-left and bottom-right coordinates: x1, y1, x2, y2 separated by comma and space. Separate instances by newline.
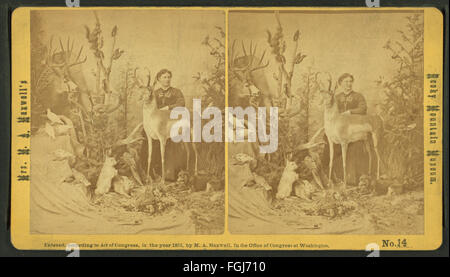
229, 40, 270, 78
143, 67, 157, 90
69, 45, 87, 67
46, 37, 87, 68
315, 72, 336, 94
250, 49, 269, 72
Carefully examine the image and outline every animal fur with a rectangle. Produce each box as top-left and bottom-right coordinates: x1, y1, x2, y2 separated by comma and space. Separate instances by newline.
95, 156, 117, 195
294, 180, 315, 200
112, 176, 133, 197
276, 160, 299, 199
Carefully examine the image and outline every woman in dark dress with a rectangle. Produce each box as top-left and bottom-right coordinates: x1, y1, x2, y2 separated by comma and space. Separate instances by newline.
323, 73, 370, 186
141, 69, 187, 182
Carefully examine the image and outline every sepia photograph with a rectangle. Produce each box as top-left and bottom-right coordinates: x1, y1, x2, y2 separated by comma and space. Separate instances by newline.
29, 9, 225, 234
228, 10, 425, 235
8, 5, 443, 252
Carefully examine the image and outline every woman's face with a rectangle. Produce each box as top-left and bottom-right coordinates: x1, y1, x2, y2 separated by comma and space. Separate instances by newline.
341, 77, 353, 92
158, 73, 172, 88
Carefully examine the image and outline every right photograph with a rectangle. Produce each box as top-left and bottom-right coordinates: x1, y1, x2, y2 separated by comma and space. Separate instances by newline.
228, 10, 425, 234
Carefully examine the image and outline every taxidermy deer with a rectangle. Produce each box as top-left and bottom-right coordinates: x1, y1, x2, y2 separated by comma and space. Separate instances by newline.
318, 72, 382, 189
228, 40, 273, 157
138, 72, 198, 185
45, 37, 92, 114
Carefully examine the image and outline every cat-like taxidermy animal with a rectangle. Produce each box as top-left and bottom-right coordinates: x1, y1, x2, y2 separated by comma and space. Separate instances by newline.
95, 156, 118, 195
276, 160, 299, 199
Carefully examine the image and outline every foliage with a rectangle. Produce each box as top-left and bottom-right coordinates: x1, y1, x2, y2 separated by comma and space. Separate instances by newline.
294, 66, 320, 144
265, 12, 308, 162
377, 14, 424, 188
78, 12, 124, 165
193, 26, 226, 110
266, 12, 306, 101
30, 14, 56, 133
192, 27, 226, 180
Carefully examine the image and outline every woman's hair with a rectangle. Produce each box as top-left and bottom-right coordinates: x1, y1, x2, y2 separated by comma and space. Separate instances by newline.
338, 73, 354, 84
156, 69, 172, 80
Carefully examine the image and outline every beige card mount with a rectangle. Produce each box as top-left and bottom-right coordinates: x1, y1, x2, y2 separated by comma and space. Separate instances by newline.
11, 7, 443, 251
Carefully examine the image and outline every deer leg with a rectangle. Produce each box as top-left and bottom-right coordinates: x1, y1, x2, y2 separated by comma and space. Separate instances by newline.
364, 139, 372, 176
371, 132, 381, 179
341, 143, 348, 189
159, 138, 166, 185
183, 142, 190, 172
192, 143, 199, 176
327, 137, 334, 188
146, 135, 153, 185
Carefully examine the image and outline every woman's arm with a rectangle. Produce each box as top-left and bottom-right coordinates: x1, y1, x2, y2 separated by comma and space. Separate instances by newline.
168, 88, 186, 109
349, 93, 367, 115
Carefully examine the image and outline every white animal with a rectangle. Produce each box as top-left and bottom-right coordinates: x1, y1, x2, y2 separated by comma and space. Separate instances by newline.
54, 124, 73, 136
45, 122, 55, 139
276, 160, 299, 199
46, 108, 64, 125
95, 156, 118, 195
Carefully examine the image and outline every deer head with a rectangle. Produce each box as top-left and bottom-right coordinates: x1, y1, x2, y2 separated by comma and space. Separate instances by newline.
45, 37, 87, 83
229, 40, 269, 105
134, 68, 157, 105
315, 72, 337, 108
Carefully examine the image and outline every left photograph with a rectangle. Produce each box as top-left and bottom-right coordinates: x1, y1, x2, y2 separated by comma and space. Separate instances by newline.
29, 9, 225, 234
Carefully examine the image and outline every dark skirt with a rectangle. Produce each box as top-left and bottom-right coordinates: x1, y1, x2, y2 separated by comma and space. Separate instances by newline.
322, 136, 372, 186
139, 133, 187, 182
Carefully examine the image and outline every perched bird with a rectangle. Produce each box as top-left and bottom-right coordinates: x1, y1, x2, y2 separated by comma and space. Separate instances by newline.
44, 122, 55, 139
46, 108, 64, 125
54, 124, 73, 136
